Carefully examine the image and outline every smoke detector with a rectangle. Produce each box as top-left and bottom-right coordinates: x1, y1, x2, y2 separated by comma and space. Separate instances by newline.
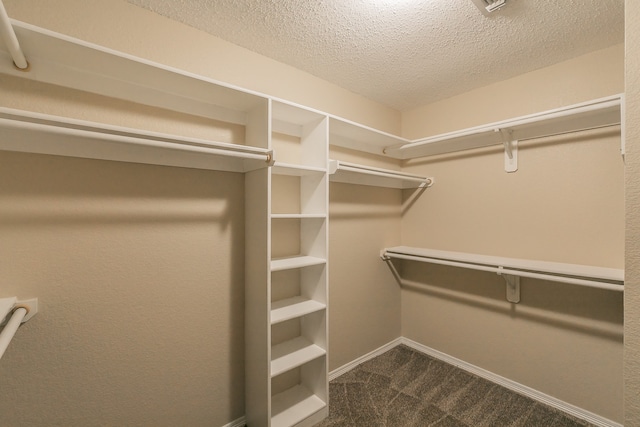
470, 0, 508, 15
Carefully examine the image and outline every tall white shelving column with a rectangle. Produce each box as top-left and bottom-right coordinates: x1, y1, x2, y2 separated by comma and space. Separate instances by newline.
268, 101, 329, 427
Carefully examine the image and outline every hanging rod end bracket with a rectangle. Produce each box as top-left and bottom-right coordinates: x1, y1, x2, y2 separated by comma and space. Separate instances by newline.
15, 298, 38, 323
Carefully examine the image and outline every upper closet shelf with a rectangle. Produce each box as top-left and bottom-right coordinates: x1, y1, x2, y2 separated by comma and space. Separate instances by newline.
0, 107, 273, 172
329, 116, 409, 156
328, 159, 433, 189
383, 95, 623, 160
0, 20, 269, 126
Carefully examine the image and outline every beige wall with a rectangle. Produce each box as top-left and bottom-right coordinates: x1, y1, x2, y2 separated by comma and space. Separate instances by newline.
328, 181, 402, 370
399, 47, 625, 421
625, 0, 640, 424
0, 151, 246, 426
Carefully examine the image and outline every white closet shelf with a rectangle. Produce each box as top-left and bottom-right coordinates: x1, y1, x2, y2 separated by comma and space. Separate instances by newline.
329, 159, 434, 189
271, 385, 326, 427
271, 214, 327, 219
383, 95, 623, 159
271, 256, 326, 272
271, 297, 326, 325
0, 20, 267, 126
0, 107, 273, 172
382, 246, 624, 292
271, 337, 326, 377
329, 116, 409, 156
272, 162, 326, 176
272, 100, 328, 138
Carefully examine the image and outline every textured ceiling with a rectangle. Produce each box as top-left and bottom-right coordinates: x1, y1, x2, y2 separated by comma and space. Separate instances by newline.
126, 0, 624, 111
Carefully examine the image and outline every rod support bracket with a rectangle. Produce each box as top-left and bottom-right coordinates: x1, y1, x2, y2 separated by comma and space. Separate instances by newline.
496, 128, 518, 173
497, 267, 520, 303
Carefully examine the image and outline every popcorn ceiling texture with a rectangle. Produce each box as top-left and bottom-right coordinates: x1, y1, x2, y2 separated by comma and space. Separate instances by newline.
126, 0, 623, 111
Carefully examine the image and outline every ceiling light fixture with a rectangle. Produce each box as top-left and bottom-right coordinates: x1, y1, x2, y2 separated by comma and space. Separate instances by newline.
470, 0, 508, 16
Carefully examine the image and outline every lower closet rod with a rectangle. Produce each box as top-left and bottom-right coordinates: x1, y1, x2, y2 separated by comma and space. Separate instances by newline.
0, 306, 28, 360
385, 252, 624, 292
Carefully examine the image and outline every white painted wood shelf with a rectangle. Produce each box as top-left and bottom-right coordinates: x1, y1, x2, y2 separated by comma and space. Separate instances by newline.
271, 385, 326, 427
272, 162, 326, 176
271, 214, 327, 220
383, 95, 623, 159
271, 337, 326, 377
271, 297, 326, 325
329, 159, 434, 189
271, 256, 327, 272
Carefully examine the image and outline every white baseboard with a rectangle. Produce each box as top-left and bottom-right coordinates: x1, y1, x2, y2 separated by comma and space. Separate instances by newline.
328, 337, 403, 381
222, 416, 246, 427
400, 337, 621, 427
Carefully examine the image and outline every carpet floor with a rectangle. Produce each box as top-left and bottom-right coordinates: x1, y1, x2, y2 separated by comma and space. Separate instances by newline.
316, 345, 597, 427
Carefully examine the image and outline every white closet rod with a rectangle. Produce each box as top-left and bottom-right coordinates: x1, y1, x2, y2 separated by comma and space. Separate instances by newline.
382, 251, 624, 292
0, 116, 273, 163
0, 306, 27, 360
0, 0, 27, 70
332, 161, 433, 186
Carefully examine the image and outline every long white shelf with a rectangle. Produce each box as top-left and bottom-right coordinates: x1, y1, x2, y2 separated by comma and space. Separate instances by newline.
271, 385, 326, 427
271, 256, 326, 272
329, 159, 434, 189
383, 95, 623, 159
329, 116, 409, 156
271, 297, 326, 325
382, 246, 624, 292
0, 107, 273, 172
271, 214, 327, 220
272, 162, 326, 176
271, 337, 326, 377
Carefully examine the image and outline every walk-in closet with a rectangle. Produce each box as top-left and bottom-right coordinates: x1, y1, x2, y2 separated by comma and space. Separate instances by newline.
1, 1, 638, 426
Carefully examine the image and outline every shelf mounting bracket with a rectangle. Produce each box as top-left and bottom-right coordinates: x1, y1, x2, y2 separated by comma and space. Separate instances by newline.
496, 128, 518, 173
497, 266, 520, 303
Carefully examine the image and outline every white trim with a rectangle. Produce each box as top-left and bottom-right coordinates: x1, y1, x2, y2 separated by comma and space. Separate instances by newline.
221, 416, 246, 427
400, 337, 622, 427
328, 337, 403, 381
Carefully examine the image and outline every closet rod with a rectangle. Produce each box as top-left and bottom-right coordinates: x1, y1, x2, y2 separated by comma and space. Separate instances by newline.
0, 117, 273, 163
0, 306, 27, 360
382, 251, 624, 292
331, 160, 433, 186
0, 0, 27, 70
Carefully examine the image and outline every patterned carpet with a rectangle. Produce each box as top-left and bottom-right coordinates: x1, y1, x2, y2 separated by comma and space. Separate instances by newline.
317, 345, 597, 427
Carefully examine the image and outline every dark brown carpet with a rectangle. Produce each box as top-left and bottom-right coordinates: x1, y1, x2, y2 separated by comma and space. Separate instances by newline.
317, 345, 597, 427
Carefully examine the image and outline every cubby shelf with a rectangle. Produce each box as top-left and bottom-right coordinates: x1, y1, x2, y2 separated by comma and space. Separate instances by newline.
271, 337, 326, 377
272, 162, 326, 176
271, 385, 327, 427
271, 214, 327, 219
271, 256, 327, 272
271, 297, 326, 325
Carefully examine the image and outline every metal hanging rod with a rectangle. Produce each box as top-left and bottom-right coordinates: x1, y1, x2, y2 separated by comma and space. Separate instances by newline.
0, 0, 28, 70
0, 107, 275, 166
380, 246, 624, 303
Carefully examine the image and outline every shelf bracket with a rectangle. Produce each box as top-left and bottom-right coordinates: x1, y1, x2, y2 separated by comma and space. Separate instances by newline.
497, 266, 520, 303
496, 128, 518, 173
